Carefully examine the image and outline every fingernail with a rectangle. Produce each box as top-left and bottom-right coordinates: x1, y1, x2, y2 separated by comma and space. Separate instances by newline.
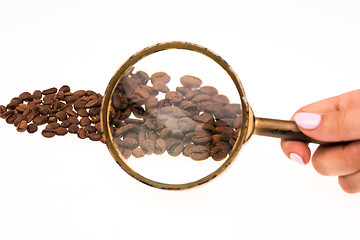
294, 112, 321, 130
289, 153, 305, 165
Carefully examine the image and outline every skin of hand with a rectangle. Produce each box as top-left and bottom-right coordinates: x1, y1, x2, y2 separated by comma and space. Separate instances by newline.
281, 89, 360, 194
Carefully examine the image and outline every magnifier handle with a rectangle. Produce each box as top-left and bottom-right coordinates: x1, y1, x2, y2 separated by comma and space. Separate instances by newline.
253, 117, 330, 145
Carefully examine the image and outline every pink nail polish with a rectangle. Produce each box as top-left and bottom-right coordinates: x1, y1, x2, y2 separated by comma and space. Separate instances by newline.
289, 153, 305, 165
294, 112, 321, 130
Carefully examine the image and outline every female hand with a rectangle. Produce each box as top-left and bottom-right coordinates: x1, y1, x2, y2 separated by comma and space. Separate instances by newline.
281, 90, 360, 194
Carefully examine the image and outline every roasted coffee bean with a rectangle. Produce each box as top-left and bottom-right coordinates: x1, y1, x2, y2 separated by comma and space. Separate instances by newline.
33, 115, 47, 125
84, 125, 97, 134
77, 128, 89, 139
77, 109, 88, 117
150, 72, 170, 84
132, 147, 145, 158
192, 94, 211, 103
153, 82, 169, 93
189, 145, 210, 161
180, 75, 202, 88
184, 89, 200, 101
214, 108, 236, 119
13, 114, 27, 127
33, 90, 42, 99
233, 115, 242, 129
176, 86, 191, 95
178, 117, 196, 133
80, 117, 91, 127
199, 86, 218, 96
154, 139, 166, 155
59, 85, 71, 93
16, 120, 28, 132
211, 141, 231, 161
55, 111, 67, 121
85, 98, 102, 108
165, 91, 183, 105
159, 128, 171, 139
68, 124, 79, 133
42, 129, 56, 138
0, 105, 6, 114
145, 117, 164, 131
166, 138, 184, 157
89, 132, 102, 141
145, 97, 158, 109
113, 123, 137, 137
192, 129, 212, 145
6, 114, 17, 124
42, 87, 57, 95
172, 129, 184, 139
27, 123, 38, 133
46, 122, 61, 130
140, 139, 155, 155
212, 94, 230, 105
19, 92, 34, 102
55, 127, 68, 136
88, 107, 100, 117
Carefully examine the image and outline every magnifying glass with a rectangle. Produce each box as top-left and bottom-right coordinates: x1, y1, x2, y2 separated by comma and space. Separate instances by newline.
101, 41, 326, 190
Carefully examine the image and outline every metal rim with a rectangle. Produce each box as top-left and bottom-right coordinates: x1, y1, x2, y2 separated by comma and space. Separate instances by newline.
101, 41, 250, 190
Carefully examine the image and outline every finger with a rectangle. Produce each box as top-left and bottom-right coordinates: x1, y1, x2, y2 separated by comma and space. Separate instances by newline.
338, 171, 360, 194
281, 140, 311, 165
294, 108, 360, 142
294, 89, 360, 115
312, 141, 360, 176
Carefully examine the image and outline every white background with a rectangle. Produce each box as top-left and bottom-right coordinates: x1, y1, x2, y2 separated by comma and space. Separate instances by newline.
0, 1, 359, 239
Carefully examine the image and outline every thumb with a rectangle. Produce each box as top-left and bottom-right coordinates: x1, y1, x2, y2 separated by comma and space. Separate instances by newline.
294, 108, 360, 142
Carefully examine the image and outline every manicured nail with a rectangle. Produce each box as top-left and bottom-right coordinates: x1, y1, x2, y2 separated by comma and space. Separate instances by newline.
294, 112, 321, 130
289, 153, 305, 165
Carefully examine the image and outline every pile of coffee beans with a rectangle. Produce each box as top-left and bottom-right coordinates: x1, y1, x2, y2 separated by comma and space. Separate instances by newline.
0, 86, 104, 142
109, 68, 242, 161
0, 70, 242, 162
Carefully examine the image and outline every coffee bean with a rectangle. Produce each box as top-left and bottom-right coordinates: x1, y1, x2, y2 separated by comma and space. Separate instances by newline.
199, 86, 218, 96
211, 141, 231, 161
132, 147, 145, 158
42, 129, 56, 138
189, 145, 210, 161
16, 120, 28, 132
85, 98, 102, 108
19, 92, 34, 102
13, 114, 27, 127
55, 111, 67, 121
27, 123, 38, 133
33, 115, 47, 125
59, 85, 71, 93
150, 72, 170, 84
77, 109, 88, 117
46, 122, 61, 130
140, 139, 155, 155
80, 117, 91, 127
42, 87, 57, 95
154, 139, 166, 155
113, 123, 137, 137
77, 128, 89, 139
153, 82, 169, 93
192, 94, 211, 103
192, 129, 212, 145
145, 117, 164, 131
33, 90, 42, 100
55, 127, 68, 136
180, 75, 202, 88
165, 91, 183, 105
212, 94, 230, 105
166, 138, 184, 157
84, 125, 97, 134
89, 132, 102, 141
68, 124, 79, 133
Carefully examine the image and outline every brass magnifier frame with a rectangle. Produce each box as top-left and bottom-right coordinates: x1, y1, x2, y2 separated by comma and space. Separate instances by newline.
101, 41, 324, 191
